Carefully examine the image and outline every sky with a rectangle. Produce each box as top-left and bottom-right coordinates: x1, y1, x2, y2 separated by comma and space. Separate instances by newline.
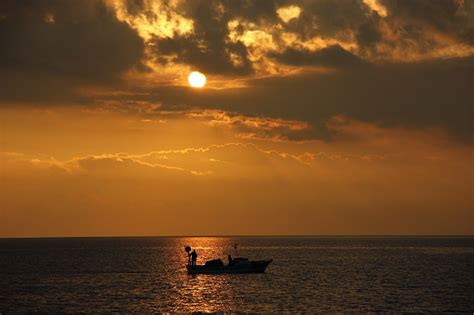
0, 0, 473, 237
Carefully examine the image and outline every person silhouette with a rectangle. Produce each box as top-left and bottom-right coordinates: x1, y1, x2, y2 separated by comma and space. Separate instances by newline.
185, 245, 192, 265
191, 250, 198, 266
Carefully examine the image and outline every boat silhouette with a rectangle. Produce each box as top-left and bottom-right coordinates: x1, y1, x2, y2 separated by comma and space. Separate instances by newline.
186, 257, 273, 274
184, 245, 272, 274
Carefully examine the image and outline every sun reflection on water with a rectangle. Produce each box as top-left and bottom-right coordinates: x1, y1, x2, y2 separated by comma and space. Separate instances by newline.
164, 237, 240, 312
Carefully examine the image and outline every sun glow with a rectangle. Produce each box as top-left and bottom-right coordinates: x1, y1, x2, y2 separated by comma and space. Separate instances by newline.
188, 71, 207, 88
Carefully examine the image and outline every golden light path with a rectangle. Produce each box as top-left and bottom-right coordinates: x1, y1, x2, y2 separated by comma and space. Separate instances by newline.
188, 71, 207, 88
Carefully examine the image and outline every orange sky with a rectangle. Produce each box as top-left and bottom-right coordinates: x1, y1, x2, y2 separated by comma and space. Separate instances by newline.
0, 0, 473, 237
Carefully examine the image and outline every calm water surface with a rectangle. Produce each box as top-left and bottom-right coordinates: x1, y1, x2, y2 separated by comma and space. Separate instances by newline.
1, 236, 473, 312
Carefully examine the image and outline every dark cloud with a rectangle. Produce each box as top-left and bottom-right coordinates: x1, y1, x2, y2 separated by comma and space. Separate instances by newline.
380, 0, 474, 44
381, 0, 460, 30
271, 45, 366, 68
124, 0, 473, 75
284, 0, 371, 41
123, 0, 145, 16
147, 0, 374, 75
149, 0, 276, 76
110, 55, 473, 142
1, 0, 472, 143
0, 0, 144, 102
152, 35, 253, 75
356, 14, 382, 48
224, 0, 280, 22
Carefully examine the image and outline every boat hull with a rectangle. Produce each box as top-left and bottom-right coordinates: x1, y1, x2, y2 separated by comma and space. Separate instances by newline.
186, 259, 272, 275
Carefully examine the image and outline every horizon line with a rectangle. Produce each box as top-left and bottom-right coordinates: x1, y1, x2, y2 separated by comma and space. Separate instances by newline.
1, 234, 473, 240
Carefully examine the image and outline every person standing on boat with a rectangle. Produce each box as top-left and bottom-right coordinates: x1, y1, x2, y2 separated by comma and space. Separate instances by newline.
228, 254, 234, 266
191, 250, 198, 265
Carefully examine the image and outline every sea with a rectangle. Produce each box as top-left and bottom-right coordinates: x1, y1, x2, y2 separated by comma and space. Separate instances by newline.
1, 236, 473, 313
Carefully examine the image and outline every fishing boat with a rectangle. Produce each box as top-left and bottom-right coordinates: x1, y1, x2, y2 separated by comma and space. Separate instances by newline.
186, 258, 273, 275
184, 245, 272, 274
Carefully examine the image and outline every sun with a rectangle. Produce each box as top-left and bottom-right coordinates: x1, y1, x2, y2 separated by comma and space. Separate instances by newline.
188, 71, 206, 88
